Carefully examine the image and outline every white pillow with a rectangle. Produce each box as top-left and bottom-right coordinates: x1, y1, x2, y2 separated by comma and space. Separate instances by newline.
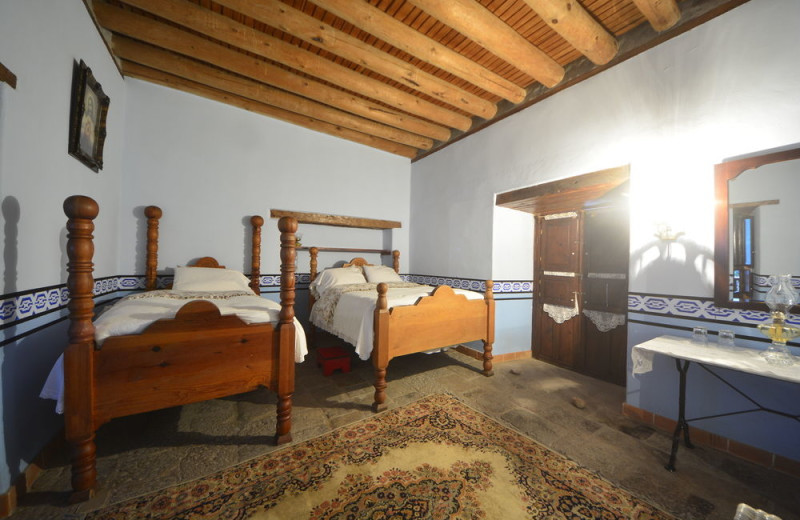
363, 265, 403, 283
310, 266, 367, 297
172, 266, 253, 292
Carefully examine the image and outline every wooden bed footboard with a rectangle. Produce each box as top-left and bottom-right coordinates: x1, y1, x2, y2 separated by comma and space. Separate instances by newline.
371, 281, 495, 412
93, 300, 281, 425
62, 196, 298, 501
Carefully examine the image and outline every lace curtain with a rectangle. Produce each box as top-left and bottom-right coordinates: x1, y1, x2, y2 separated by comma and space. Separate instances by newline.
583, 309, 626, 332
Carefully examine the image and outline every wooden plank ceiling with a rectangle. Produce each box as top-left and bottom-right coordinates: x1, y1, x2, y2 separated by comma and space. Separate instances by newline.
86, 0, 748, 159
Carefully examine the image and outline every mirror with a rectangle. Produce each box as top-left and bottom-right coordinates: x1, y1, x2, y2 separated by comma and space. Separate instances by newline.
714, 145, 800, 310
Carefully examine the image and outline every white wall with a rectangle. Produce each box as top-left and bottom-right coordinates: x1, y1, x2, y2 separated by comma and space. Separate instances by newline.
118, 80, 411, 277
0, 0, 126, 495
411, 0, 800, 460
411, 0, 800, 295
0, 0, 126, 287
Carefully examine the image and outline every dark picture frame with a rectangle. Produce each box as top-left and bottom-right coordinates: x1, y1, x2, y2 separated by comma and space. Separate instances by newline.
68, 60, 110, 172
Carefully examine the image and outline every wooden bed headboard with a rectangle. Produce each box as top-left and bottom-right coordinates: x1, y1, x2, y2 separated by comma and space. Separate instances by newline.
309, 249, 400, 282
142, 209, 266, 295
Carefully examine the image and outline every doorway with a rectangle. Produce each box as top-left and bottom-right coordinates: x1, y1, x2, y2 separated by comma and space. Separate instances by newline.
497, 166, 630, 385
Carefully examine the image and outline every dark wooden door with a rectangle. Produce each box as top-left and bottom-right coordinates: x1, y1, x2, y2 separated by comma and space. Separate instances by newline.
532, 206, 629, 385
533, 213, 583, 369
581, 206, 629, 385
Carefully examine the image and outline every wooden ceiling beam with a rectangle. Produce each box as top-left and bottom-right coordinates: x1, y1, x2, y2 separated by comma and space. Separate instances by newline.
92, 1, 451, 142
521, 0, 618, 65
311, 0, 528, 104
631, 0, 681, 32
406, 0, 564, 87
112, 0, 472, 132
212, 0, 497, 120
122, 62, 419, 158
114, 37, 433, 151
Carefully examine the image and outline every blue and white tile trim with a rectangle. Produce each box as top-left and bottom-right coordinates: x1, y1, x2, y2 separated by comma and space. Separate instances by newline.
406, 275, 533, 294
1, 276, 124, 328
9, 275, 797, 335
628, 293, 799, 327
0, 274, 535, 329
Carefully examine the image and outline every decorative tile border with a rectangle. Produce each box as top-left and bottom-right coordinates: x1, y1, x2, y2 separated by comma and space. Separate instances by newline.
7, 276, 798, 333
628, 293, 799, 326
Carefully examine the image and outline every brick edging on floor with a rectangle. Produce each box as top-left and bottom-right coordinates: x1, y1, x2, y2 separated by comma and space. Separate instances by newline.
621, 402, 800, 478
454, 345, 533, 363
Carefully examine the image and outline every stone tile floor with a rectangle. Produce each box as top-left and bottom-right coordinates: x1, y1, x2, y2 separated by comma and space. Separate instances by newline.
11, 347, 800, 519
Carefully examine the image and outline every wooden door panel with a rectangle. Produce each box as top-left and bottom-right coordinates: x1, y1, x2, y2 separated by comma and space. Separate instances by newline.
583, 320, 626, 385
539, 216, 579, 273
534, 214, 583, 369
541, 276, 578, 307
583, 278, 628, 313
581, 205, 629, 386
536, 305, 580, 368
584, 207, 628, 275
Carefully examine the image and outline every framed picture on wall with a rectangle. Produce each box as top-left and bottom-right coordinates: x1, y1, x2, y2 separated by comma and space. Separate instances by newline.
68, 60, 110, 172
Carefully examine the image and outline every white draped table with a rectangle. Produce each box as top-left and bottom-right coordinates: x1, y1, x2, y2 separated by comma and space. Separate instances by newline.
632, 335, 800, 471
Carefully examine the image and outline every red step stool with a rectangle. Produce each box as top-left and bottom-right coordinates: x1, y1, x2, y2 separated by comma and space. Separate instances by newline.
316, 346, 351, 376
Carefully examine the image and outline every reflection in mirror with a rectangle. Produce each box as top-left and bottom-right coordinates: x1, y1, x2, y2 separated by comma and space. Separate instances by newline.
714, 145, 800, 310
728, 161, 799, 301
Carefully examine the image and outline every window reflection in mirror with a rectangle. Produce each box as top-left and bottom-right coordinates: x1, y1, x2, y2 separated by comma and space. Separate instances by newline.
714, 145, 800, 310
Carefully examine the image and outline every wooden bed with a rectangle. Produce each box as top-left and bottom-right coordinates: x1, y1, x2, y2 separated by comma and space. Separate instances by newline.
308, 248, 495, 412
62, 195, 299, 501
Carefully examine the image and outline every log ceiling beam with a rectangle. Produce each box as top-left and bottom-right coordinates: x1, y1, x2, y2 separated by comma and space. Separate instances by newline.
111, 0, 472, 132
114, 37, 433, 151
414, 0, 750, 161
122, 61, 419, 158
521, 0, 619, 65
211, 0, 497, 121
406, 0, 564, 87
310, 0, 527, 104
631, 0, 681, 32
92, 1, 451, 142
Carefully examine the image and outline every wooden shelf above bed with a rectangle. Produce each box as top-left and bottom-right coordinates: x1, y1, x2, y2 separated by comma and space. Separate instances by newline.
297, 247, 393, 255
270, 209, 401, 230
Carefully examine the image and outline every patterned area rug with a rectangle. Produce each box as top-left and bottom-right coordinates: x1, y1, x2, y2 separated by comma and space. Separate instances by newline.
86, 394, 673, 519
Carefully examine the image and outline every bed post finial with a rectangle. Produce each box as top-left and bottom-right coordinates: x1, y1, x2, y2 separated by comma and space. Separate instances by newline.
250, 215, 264, 295
392, 250, 400, 273
144, 206, 162, 290
63, 195, 100, 500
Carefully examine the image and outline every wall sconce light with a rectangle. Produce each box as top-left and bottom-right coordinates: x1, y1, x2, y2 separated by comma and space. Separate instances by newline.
654, 222, 684, 241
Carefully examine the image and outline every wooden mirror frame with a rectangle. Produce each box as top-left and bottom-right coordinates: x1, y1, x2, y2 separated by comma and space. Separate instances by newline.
714, 145, 800, 310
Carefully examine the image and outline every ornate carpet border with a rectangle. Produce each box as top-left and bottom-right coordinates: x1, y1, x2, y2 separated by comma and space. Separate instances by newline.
85, 393, 675, 520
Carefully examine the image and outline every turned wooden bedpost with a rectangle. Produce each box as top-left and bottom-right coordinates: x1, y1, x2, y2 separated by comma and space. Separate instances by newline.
144, 205, 162, 291
250, 215, 263, 295
392, 250, 400, 273
372, 282, 390, 412
308, 246, 319, 320
63, 195, 99, 501
276, 216, 297, 444
309, 247, 319, 282
483, 280, 495, 377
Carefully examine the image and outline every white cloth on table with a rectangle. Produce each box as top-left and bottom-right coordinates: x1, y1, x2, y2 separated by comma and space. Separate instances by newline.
631, 335, 800, 384
40, 290, 308, 414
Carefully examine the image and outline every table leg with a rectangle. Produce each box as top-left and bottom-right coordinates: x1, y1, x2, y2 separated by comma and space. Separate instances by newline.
666, 359, 693, 471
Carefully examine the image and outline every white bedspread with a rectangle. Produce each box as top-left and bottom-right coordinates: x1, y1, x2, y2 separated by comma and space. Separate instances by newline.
41, 290, 308, 413
310, 283, 483, 360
